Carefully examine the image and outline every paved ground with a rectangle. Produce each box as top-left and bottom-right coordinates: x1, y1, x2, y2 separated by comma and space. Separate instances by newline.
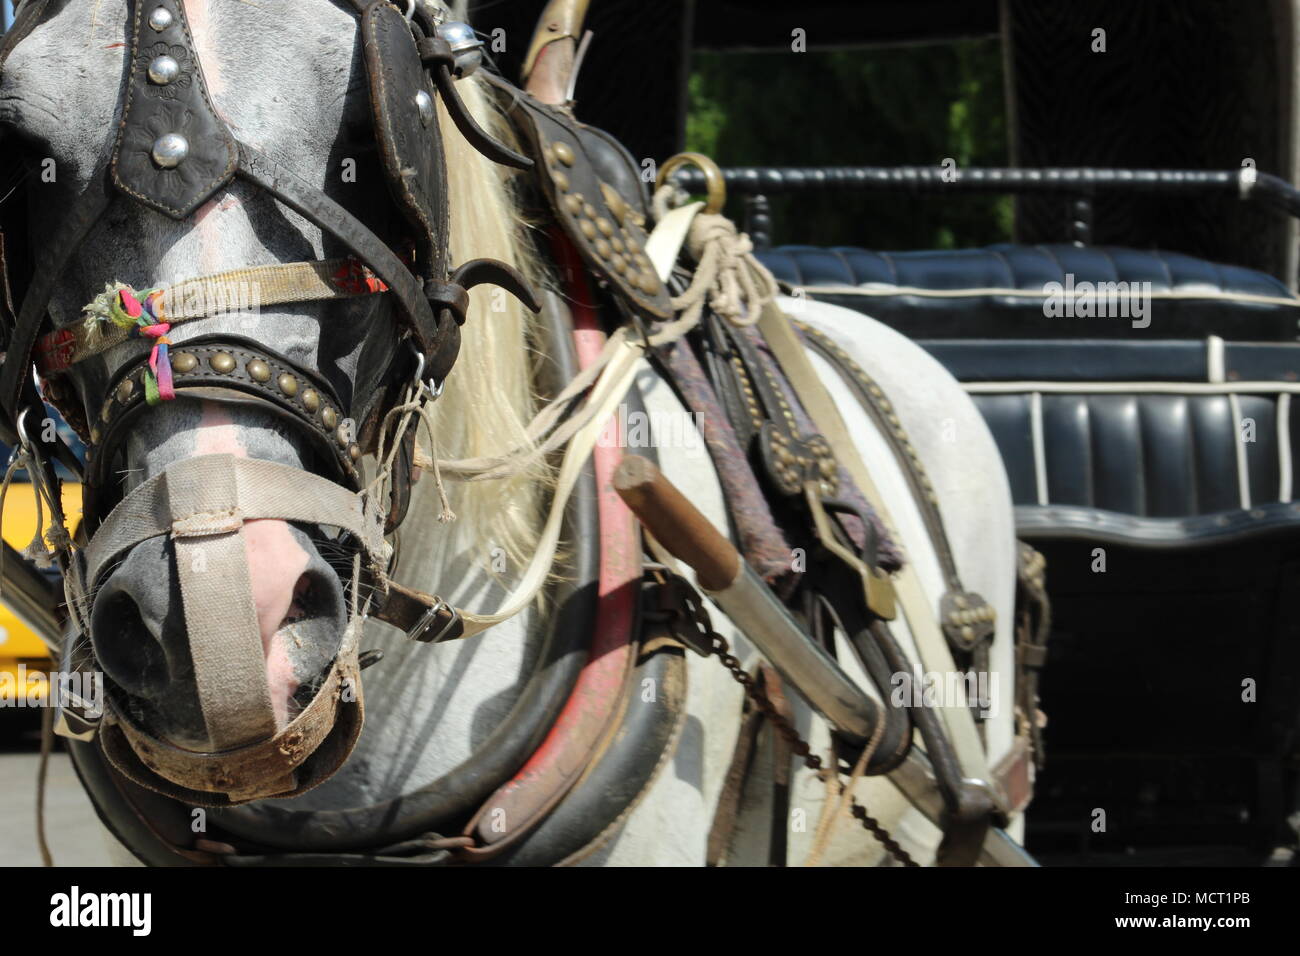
0, 734, 114, 867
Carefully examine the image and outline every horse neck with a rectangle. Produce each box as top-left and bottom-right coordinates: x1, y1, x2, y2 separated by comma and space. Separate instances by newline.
272, 473, 543, 809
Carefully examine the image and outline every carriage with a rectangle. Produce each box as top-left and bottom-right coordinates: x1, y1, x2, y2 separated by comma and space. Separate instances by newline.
1, 0, 1295, 869
649, 0, 1300, 865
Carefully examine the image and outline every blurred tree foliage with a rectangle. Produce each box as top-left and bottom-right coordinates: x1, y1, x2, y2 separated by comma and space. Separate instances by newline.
686, 39, 1014, 250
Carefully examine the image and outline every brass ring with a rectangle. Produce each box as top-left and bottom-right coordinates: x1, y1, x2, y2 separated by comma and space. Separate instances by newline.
656, 152, 727, 214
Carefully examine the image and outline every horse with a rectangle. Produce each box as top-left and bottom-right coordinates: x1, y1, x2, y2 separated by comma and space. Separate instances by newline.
0, 0, 1024, 866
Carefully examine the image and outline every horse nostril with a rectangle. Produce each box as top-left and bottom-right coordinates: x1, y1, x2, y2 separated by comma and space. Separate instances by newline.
89, 536, 184, 700
280, 570, 344, 630
90, 591, 171, 698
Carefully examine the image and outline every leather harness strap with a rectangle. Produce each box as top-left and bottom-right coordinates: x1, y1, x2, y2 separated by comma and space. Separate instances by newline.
752, 302, 999, 865
756, 303, 991, 779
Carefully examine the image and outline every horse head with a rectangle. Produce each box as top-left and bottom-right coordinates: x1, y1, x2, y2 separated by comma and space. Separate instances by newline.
0, 0, 539, 805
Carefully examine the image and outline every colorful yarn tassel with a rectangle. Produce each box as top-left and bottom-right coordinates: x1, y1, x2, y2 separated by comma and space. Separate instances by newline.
108, 288, 175, 404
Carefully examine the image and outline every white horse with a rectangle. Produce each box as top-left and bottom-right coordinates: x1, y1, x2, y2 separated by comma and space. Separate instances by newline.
1, 0, 1021, 866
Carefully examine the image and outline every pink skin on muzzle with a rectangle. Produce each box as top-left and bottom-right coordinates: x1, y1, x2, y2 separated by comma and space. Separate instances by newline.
181, 1, 307, 728
194, 402, 306, 728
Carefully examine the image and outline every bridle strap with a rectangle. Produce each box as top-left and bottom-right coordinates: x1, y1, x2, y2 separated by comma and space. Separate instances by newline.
0, 148, 117, 430
234, 142, 454, 362
167, 455, 279, 753
81, 453, 390, 594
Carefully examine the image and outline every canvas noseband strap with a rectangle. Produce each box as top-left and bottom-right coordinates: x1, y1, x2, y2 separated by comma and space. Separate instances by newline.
75, 453, 391, 802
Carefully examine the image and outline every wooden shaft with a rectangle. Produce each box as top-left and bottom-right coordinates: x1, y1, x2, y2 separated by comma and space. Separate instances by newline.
613, 455, 741, 592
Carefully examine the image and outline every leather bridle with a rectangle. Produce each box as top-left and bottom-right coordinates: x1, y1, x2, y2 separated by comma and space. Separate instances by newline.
0, 0, 539, 803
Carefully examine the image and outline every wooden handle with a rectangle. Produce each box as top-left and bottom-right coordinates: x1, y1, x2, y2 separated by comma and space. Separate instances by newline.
613, 455, 741, 591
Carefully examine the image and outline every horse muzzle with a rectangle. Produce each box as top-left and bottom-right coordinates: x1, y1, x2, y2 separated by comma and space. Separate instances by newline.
97, 618, 366, 806
66, 452, 392, 805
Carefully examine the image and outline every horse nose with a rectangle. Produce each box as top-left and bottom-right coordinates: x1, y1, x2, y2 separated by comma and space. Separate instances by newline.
90, 536, 209, 753
90, 535, 184, 700
89, 521, 351, 744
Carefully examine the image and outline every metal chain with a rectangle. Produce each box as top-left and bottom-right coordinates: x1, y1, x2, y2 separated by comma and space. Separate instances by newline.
675, 584, 918, 867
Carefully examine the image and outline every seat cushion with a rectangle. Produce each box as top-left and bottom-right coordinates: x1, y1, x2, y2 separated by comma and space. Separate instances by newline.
766, 243, 1300, 546
758, 244, 1300, 340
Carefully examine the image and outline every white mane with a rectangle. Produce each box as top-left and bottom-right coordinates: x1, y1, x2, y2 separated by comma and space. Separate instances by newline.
426, 74, 552, 567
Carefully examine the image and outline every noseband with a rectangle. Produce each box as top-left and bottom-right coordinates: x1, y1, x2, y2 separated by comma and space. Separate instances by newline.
0, 0, 538, 803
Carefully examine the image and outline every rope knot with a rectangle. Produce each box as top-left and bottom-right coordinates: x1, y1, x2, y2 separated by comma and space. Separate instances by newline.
669, 210, 780, 330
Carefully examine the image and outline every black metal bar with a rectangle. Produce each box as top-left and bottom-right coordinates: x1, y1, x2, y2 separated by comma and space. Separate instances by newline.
743, 194, 772, 252
668, 166, 1300, 220
1, 540, 64, 647
1070, 196, 1092, 247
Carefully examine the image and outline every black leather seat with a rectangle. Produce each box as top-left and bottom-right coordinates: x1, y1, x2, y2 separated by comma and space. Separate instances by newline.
758, 243, 1300, 547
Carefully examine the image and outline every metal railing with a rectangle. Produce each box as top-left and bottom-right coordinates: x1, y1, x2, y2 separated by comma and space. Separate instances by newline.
668, 165, 1300, 252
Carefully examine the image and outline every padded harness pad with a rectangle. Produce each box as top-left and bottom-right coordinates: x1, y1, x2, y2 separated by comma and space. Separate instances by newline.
488, 74, 672, 322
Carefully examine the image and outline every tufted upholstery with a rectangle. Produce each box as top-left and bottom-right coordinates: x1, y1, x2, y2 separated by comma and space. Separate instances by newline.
759, 244, 1300, 340
758, 244, 1300, 546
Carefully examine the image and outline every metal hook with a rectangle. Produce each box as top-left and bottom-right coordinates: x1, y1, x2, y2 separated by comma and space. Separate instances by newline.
406, 341, 444, 403
15, 407, 34, 452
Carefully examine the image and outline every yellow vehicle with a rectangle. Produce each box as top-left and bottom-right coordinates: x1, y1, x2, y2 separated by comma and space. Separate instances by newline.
0, 452, 81, 709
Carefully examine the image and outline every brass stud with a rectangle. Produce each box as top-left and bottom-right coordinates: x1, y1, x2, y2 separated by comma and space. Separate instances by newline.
553, 141, 575, 166
611, 254, 626, 274
90, 426, 101, 444
116, 380, 134, 403
595, 238, 611, 258
100, 401, 113, 423
348, 443, 361, 462
301, 390, 320, 413
583, 203, 597, 219
322, 407, 338, 429
277, 373, 298, 397
210, 352, 235, 374
954, 594, 968, 609
595, 217, 614, 237
601, 182, 628, 224
553, 170, 570, 192
172, 352, 197, 373
564, 195, 583, 216
336, 424, 350, 446
611, 236, 625, 254
246, 359, 271, 382
626, 238, 640, 254
960, 625, 974, 643
580, 220, 597, 240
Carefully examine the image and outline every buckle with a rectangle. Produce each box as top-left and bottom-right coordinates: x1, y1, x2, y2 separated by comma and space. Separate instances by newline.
803, 482, 897, 620
408, 597, 462, 644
